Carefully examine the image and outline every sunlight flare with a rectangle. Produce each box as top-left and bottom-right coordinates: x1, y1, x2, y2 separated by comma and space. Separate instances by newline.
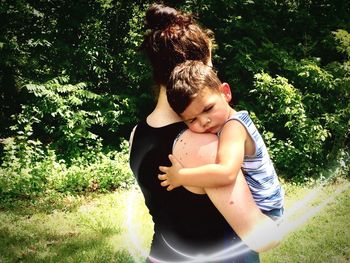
126, 181, 349, 262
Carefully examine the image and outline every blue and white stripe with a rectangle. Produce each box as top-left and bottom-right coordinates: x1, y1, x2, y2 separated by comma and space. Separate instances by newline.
223, 111, 284, 212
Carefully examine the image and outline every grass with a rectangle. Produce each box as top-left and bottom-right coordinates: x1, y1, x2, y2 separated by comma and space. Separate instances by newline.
0, 192, 138, 263
0, 178, 349, 263
261, 177, 350, 263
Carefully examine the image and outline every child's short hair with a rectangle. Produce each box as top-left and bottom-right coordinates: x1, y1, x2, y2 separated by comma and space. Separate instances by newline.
167, 60, 222, 114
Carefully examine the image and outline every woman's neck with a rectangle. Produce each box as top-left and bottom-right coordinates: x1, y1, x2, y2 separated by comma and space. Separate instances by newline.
147, 86, 182, 127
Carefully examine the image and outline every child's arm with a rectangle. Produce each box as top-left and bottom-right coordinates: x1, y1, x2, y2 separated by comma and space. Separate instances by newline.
158, 120, 247, 190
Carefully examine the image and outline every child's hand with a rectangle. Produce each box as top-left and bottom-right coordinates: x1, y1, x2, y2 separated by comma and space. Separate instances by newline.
158, 154, 183, 191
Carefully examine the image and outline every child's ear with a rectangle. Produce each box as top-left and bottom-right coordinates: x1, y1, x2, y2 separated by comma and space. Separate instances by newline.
220, 83, 232, 102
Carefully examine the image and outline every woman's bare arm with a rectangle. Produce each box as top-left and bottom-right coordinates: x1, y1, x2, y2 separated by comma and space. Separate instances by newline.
173, 129, 282, 252
205, 172, 282, 252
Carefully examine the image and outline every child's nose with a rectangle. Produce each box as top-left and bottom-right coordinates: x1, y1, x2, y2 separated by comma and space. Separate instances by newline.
200, 116, 210, 127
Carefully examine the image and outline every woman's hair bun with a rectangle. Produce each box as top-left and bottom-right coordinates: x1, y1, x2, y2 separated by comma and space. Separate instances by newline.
145, 3, 188, 30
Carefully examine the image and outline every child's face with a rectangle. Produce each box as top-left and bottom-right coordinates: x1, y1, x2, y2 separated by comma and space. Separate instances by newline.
180, 85, 232, 134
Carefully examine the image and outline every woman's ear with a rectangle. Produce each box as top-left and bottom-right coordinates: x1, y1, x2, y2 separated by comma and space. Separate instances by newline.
220, 83, 232, 102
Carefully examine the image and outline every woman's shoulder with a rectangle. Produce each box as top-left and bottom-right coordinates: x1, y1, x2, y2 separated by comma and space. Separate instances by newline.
129, 119, 187, 148
176, 130, 218, 145
173, 130, 219, 167
173, 130, 219, 195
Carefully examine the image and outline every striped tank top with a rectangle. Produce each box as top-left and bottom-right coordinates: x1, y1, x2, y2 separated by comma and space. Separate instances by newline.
221, 111, 284, 211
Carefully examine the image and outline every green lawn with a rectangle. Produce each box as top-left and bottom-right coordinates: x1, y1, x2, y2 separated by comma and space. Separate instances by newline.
261, 177, 350, 263
0, 177, 349, 263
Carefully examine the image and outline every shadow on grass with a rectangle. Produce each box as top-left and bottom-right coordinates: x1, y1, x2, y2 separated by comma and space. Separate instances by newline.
0, 192, 100, 216
0, 225, 134, 263
0, 192, 136, 263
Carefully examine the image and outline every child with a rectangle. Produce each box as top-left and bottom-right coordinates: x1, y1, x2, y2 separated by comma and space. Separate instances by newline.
158, 60, 284, 220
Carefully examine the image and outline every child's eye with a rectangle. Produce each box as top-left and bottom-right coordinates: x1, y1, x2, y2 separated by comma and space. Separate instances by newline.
186, 118, 196, 124
204, 106, 213, 112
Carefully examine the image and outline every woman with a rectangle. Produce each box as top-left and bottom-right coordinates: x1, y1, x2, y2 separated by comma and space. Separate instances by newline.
129, 3, 281, 262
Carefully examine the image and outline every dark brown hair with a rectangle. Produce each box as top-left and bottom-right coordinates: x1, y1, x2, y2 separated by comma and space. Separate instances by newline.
167, 60, 222, 114
140, 3, 213, 86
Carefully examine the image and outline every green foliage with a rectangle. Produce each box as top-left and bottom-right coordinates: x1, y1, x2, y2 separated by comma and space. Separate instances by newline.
250, 73, 330, 179
0, 138, 50, 199
248, 43, 350, 180
0, 0, 150, 138
53, 141, 134, 194
0, 74, 135, 199
1, 0, 349, 198
178, 0, 350, 181
333, 29, 350, 58
0, 138, 134, 201
12, 75, 132, 161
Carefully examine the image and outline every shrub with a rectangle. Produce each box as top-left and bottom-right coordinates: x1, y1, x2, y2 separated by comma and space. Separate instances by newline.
0, 138, 134, 201
250, 73, 330, 180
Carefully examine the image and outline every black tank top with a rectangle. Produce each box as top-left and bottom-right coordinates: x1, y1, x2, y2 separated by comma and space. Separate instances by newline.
129, 120, 259, 262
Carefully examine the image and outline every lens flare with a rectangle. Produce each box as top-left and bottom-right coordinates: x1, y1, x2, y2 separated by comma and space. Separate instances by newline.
278, 183, 348, 237
125, 186, 149, 262
125, 180, 349, 263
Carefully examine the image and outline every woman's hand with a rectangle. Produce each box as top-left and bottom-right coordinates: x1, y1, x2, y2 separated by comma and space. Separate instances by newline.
158, 154, 183, 191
